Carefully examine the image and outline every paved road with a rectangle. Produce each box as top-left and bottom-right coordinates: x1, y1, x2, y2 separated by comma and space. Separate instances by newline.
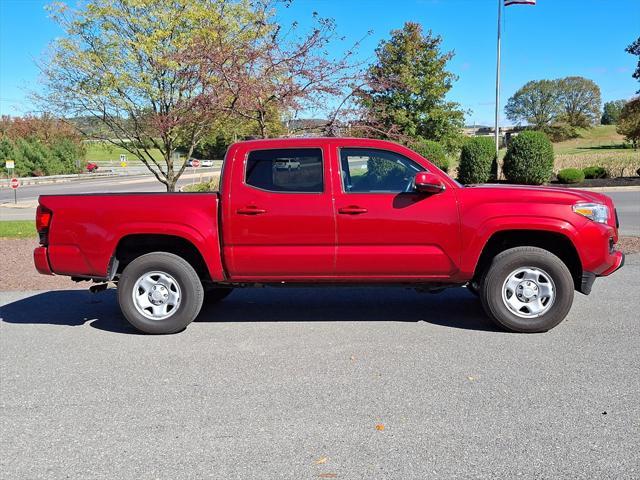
1, 256, 638, 479
608, 191, 640, 235
0, 167, 221, 220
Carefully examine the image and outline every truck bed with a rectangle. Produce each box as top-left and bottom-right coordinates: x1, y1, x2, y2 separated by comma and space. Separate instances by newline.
36, 193, 223, 280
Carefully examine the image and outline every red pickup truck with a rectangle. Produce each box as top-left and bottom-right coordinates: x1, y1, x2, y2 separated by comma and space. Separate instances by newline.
33, 138, 624, 334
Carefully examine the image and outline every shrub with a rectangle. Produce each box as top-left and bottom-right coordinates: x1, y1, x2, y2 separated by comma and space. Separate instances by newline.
503, 130, 554, 185
412, 139, 449, 172
582, 166, 609, 179
458, 137, 496, 184
557, 168, 585, 184
182, 176, 220, 192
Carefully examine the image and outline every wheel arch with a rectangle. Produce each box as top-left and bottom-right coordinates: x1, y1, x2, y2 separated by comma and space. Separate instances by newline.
113, 234, 213, 282
473, 230, 582, 291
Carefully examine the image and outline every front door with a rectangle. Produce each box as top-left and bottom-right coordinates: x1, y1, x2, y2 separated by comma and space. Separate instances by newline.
333, 146, 460, 279
223, 146, 335, 279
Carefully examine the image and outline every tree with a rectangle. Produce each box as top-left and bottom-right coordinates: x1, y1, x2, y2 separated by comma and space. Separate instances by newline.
601, 100, 627, 125
38, 0, 263, 191
626, 37, 640, 94
617, 97, 640, 148
354, 22, 464, 153
556, 76, 601, 128
505, 80, 560, 129
181, 11, 361, 139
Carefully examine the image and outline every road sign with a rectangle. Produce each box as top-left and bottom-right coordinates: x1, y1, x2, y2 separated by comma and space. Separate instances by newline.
119, 154, 127, 168
191, 159, 201, 168
5, 160, 14, 170
10, 177, 19, 189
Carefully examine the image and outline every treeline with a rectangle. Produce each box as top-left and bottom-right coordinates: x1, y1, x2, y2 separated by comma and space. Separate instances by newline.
0, 115, 85, 177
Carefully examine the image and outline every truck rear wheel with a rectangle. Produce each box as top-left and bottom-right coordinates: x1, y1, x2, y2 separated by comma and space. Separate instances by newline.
118, 252, 204, 334
479, 246, 574, 333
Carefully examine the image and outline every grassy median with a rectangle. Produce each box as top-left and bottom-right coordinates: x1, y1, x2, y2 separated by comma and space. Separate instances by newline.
0, 221, 37, 238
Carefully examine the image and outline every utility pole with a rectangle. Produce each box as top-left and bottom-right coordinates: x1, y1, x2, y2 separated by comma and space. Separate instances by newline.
494, 0, 502, 180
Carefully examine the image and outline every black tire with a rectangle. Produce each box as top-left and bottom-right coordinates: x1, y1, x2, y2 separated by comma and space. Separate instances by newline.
117, 252, 204, 334
204, 286, 234, 304
479, 246, 574, 333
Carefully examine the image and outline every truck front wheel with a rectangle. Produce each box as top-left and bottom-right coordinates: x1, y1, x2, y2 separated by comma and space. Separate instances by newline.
480, 247, 574, 333
118, 252, 204, 334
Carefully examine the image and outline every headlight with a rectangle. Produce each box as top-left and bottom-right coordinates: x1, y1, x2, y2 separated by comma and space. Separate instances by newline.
572, 202, 609, 223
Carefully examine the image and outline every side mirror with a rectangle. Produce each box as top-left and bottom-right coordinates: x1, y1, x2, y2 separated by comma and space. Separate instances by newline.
414, 172, 445, 194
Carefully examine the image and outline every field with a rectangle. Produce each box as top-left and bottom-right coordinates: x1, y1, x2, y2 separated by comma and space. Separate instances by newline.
84, 142, 165, 165
551, 125, 639, 176
0, 221, 36, 238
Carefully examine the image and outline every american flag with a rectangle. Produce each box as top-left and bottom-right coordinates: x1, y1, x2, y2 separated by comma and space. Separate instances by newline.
505, 0, 536, 6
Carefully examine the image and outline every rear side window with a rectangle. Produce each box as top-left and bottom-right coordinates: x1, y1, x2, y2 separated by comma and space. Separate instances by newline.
245, 148, 323, 193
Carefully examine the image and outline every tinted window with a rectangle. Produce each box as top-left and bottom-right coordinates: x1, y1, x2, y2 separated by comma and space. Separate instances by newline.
246, 148, 323, 193
340, 148, 424, 193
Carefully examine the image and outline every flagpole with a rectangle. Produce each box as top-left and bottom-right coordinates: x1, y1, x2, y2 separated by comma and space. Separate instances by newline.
494, 0, 502, 180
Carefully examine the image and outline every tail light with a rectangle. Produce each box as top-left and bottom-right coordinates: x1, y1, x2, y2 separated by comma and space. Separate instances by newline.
36, 205, 52, 245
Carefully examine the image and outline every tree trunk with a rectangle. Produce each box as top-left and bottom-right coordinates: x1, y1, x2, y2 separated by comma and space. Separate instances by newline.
258, 109, 267, 138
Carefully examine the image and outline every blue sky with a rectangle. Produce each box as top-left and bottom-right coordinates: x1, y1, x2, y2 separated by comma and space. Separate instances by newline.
1, 0, 638, 125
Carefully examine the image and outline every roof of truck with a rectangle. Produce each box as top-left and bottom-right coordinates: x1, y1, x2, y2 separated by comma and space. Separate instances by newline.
229, 137, 405, 149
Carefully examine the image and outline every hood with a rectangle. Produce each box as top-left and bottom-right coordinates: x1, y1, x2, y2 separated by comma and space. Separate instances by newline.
464, 183, 611, 205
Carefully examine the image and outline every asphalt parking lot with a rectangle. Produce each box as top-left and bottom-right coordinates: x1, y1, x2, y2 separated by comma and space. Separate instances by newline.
1, 256, 639, 479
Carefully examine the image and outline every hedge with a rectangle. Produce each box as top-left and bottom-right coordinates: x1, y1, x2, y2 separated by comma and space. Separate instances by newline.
557, 168, 585, 184
503, 130, 554, 185
582, 166, 608, 179
458, 137, 496, 184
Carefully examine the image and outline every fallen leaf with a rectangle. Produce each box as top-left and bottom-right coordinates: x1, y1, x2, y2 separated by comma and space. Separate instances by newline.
318, 474, 337, 479
314, 456, 328, 465
375, 424, 385, 431
467, 376, 475, 381
350, 355, 355, 361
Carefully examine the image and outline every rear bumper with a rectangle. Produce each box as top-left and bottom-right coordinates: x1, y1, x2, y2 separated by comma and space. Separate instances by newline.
33, 247, 53, 275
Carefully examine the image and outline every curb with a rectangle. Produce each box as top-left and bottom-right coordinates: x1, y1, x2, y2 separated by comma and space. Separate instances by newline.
571, 186, 640, 193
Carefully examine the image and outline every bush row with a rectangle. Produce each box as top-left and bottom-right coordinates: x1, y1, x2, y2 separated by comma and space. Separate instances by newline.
0, 137, 85, 177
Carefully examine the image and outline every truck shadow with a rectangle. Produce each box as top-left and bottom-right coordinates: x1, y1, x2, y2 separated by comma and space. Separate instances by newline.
0, 287, 501, 334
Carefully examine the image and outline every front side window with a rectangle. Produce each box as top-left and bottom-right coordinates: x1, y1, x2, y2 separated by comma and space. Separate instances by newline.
245, 148, 323, 193
340, 148, 424, 193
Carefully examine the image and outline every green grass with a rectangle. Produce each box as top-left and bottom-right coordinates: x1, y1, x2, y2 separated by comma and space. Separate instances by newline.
553, 125, 628, 155
0, 220, 37, 238
84, 142, 165, 164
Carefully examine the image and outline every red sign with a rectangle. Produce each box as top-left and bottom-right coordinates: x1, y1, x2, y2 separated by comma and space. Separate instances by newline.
10, 177, 19, 189
191, 159, 201, 168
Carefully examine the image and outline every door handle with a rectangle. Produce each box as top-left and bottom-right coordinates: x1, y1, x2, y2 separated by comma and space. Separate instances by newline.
236, 206, 267, 215
338, 206, 368, 215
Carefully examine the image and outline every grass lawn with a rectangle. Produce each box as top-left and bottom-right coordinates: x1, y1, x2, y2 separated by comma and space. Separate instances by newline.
84, 142, 165, 165
0, 221, 37, 238
553, 125, 629, 155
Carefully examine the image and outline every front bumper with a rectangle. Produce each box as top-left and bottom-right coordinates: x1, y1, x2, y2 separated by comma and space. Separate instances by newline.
599, 250, 625, 277
579, 251, 624, 295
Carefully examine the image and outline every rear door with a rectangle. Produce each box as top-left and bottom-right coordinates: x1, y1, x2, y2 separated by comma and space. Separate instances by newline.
332, 145, 460, 278
222, 144, 336, 279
